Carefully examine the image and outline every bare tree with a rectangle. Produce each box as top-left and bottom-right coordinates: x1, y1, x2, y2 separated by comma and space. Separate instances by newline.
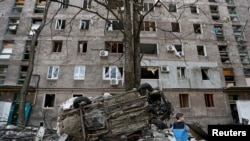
18, 0, 203, 126
18, 0, 52, 126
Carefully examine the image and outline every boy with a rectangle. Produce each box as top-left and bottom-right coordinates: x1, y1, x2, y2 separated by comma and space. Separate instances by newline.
171, 113, 189, 141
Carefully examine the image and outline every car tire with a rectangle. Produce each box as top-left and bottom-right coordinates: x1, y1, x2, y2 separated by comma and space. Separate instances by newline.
73, 96, 91, 108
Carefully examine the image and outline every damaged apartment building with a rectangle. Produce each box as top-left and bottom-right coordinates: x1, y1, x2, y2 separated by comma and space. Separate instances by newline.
0, 0, 250, 131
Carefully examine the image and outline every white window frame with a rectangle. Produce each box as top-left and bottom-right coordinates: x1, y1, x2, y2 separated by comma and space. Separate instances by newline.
43, 93, 55, 108
55, 19, 66, 30
47, 66, 59, 80
143, 2, 155, 12
177, 67, 186, 79
103, 66, 122, 80
191, 4, 199, 14
59, 0, 69, 8
174, 44, 184, 56
197, 45, 207, 56
82, 0, 91, 9
79, 20, 89, 30
74, 66, 86, 80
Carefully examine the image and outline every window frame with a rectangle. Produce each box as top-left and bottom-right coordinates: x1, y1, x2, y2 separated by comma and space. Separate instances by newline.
197, 45, 207, 56
59, 0, 69, 8
82, 0, 91, 9
204, 94, 215, 107
55, 19, 66, 30
52, 41, 63, 52
140, 21, 156, 32
171, 22, 180, 33
201, 68, 210, 80
179, 94, 189, 108
0, 66, 8, 85
103, 66, 123, 80
106, 20, 124, 31
105, 41, 123, 53
177, 67, 186, 79
47, 66, 60, 80
0, 40, 14, 59
169, 4, 177, 13
74, 66, 86, 80
193, 24, 202, 34
190, 5, 199, 14
43, 94, 56, 108
79, 20, 90, 30
143, 2, 154, 12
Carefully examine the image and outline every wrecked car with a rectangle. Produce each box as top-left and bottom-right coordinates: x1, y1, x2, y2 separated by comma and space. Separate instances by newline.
56, 83, 173, 141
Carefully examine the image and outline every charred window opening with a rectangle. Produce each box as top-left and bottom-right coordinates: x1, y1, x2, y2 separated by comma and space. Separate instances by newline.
204, 94, 214, 107
53, 41, 62, 52
201, 68, 209, 80
78, 41, 87, 53
105, 42, 123, 53
141, 67, 159, 79
44, 94, 55, 108
197, 45, 206, 56
179, 94, 189, 108
193, 24, 202, 34
210, 5, 219, 14
140, 43, 158, 55
171, 22, 180, 32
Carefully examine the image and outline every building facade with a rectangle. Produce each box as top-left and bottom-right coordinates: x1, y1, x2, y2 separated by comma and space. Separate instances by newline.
0, 0, 250, 131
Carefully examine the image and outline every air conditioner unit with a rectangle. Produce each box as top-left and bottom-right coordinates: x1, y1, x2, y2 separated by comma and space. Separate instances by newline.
167, 45, 175, 52
99, 50, 108, 57
160, 66, 170, 73
110, 79, 119, 85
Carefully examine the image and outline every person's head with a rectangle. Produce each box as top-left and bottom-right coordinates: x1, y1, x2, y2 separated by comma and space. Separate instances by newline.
176, 113, 184, 121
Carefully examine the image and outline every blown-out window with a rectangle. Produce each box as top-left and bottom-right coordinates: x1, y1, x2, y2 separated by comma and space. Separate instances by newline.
103, 66, 123, 80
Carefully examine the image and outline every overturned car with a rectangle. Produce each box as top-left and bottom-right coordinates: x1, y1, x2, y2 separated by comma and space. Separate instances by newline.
56, 83, 173, 141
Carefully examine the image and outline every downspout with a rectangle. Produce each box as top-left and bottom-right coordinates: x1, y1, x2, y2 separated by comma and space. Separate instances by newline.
32, 74, 40, 106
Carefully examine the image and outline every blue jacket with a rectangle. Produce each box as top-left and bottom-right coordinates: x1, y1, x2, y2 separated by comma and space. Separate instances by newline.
171, 122, 189, 141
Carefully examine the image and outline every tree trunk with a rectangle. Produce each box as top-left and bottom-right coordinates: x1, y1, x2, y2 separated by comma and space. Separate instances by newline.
18, 0, 51, 126
123, 1, 141, 91
124, 1, 136, 91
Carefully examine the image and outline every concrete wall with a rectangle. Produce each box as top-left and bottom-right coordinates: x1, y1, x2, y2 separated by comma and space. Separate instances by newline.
0, 0, 249, 129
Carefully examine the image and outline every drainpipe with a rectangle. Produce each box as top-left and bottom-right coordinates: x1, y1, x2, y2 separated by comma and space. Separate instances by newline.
32, 74, 40, 106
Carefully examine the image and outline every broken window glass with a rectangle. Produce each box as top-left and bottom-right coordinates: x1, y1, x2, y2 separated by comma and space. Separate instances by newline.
201, 68, 209, 80
177, 67, 185, 79
106, 20, 123, 31
141, 67, 159, 79
0, 40, 14, 59
44, 94, 55, 107
47, 66, 59, 79
197, 45, 206, 56
104, 66, 123, 80
79, 20, 89, 30
78, 41, 87, 53
55, 19, 66, 30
